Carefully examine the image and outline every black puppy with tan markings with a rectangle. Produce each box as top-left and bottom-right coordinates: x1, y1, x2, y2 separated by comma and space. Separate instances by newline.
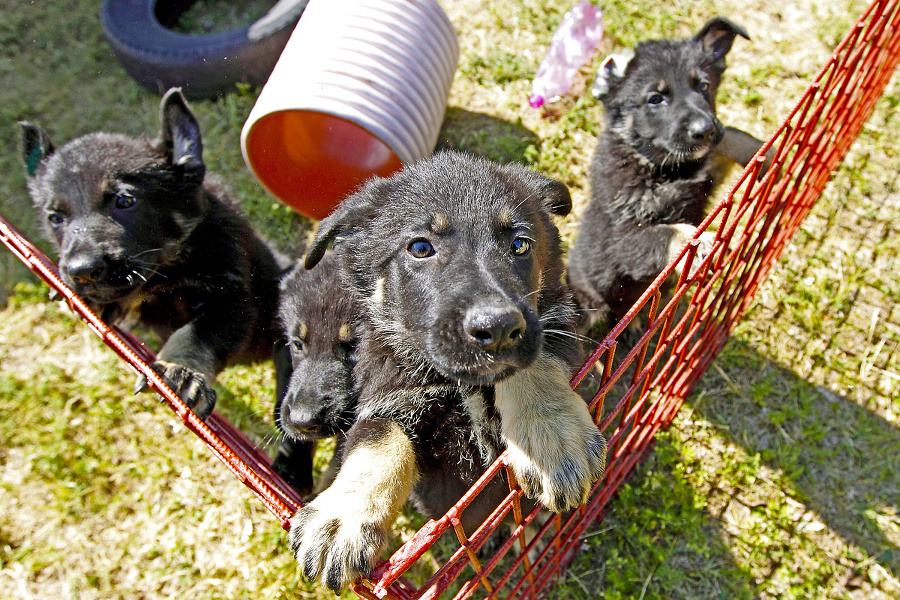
19, 89, 286, 419
291, 152, 607, 591
271, 250, 359, 496
567, 17, 770, 330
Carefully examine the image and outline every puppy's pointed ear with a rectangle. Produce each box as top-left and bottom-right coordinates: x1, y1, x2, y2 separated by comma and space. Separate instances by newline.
542, 178, 572, 217
158, 88, 205, 176
695, 17, 750, 69
591, 52, 632, 99
305, 185, 380, 269
18, 121, 55, 178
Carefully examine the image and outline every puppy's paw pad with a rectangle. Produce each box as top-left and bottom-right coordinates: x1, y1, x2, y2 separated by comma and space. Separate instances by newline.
146, 360, 217, 419
289, 496, 385, 592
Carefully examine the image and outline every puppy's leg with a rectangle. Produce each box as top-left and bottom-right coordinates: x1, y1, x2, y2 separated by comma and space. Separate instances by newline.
719, 126, 775, 176
146, 323, 221, 419
271, 438, 315, 496
138, 302, 252, 418
290, 418, 418, 592
495, 352, 606, 513
134, 326, 220, 418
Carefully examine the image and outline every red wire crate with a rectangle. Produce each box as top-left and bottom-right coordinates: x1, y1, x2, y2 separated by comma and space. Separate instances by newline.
1, 0, 898, 598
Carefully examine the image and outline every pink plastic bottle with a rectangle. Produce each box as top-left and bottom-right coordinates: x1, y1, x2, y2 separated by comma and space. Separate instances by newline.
529, 2, 604, 108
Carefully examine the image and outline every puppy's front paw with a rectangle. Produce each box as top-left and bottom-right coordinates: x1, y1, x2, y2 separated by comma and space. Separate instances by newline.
506, 425, 607, 513
690, 231, 717, 276
289, 493, 386, 592
669, 225, 716, 278
496, 354, 608, 514
135, 360, 217, 419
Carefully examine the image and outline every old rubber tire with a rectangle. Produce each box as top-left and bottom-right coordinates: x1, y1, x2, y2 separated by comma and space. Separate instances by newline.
101, 0, 309, 99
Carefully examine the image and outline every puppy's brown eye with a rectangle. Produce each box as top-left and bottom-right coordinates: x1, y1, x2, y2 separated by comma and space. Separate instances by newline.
408, 239, 435, 258
511, 237, 531, 256
48, 212, 64, 225
648, 92, 665, 105
114, 194, 136, 210
292, 339, 305, 353
697, 80, 710, 93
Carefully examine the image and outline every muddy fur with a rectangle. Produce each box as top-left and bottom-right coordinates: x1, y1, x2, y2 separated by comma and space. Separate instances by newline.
271, 251, 359, 496
288, 152, 607, 591
19, 89, 287, 419
567, 17, 769, 332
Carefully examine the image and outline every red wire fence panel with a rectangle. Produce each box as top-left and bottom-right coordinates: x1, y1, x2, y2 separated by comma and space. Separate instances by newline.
1, 0, 898, 598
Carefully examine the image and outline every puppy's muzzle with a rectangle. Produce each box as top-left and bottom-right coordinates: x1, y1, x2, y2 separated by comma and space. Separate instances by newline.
463, 304, 527, 352
686, 116, 719, 145
282, 399, 331, 438
64, 254, 109, 286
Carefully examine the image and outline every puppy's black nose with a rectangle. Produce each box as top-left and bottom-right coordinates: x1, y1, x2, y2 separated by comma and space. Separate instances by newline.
283, 401, 319, 433
687, 117, 717, 143
65, 256, 107, 285
464, 305, 527, 352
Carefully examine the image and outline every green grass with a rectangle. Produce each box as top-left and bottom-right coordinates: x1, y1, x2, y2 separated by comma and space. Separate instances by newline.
1, 0, 898, 599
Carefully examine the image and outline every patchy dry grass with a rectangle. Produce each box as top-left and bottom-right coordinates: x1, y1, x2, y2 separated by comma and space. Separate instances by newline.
1, 0, 897, 598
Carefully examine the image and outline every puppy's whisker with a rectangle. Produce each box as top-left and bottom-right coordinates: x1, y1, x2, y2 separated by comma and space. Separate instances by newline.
261, 428, 283, 450
132, 264, 166, 279
129, 247, 163, 260
130, 259, 158, 269
512, 192, 537, 213
544, 327, 597, 345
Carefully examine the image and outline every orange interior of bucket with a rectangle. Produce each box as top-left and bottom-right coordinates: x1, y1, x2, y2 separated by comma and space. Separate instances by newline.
244, 110, 404, 221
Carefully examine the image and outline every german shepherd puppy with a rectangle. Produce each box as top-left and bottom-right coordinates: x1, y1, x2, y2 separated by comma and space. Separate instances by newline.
290, 152, 607, 592
567, 17, 769, 330
271, 250, 359, 496
19, 88, 286, 419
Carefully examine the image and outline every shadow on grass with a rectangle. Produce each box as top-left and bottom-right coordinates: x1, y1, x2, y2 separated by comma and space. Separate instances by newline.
556, 437, 762, 600
436, 107, 539, 163
557, 334, 898, 599
690, 338, 899, 579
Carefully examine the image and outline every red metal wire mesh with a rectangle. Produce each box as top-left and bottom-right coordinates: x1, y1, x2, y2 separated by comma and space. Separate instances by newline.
1, 0, 898, 598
